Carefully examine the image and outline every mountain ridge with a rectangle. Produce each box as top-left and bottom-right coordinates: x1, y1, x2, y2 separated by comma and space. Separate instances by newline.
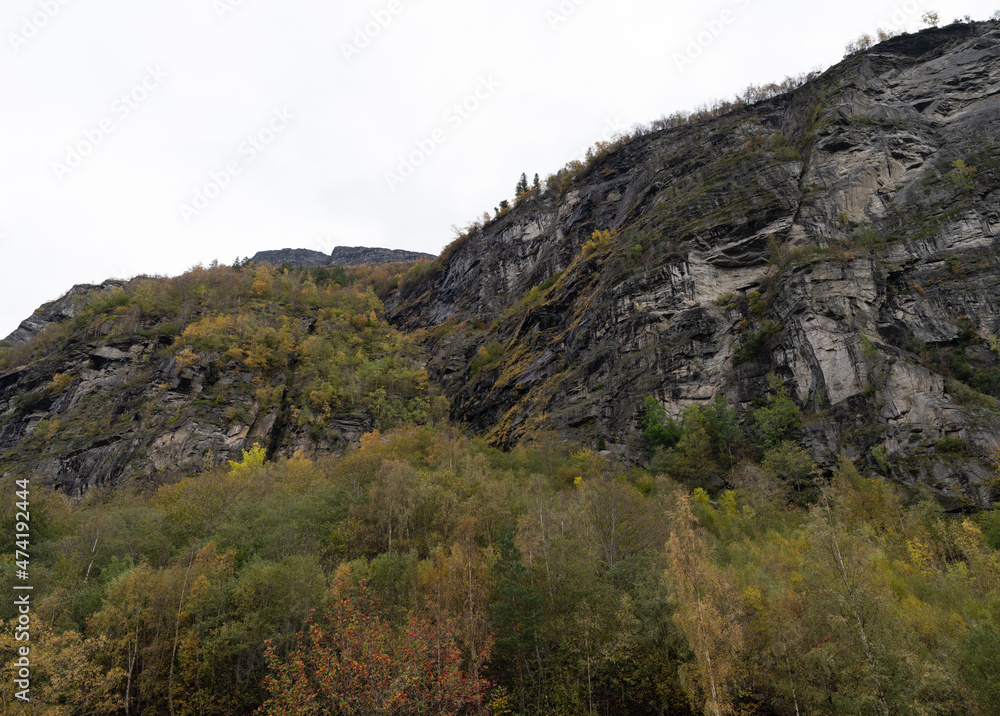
249, 245, 436, 266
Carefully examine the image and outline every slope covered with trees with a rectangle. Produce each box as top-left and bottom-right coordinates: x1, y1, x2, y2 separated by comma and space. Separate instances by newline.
2, 422, 1000, 714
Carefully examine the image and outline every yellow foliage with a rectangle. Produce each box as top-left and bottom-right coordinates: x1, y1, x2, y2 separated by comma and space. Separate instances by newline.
228, 443, 268, 475
48, 372, 74, 395
582, 229, 617, 257
907, 537, 935, 575
175, 347, 199, 369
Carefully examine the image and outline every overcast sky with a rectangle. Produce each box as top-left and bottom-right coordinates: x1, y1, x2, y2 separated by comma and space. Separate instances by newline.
2, 0, 997, 338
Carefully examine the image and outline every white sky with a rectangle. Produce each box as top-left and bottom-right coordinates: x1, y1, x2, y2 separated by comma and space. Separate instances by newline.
1, 0, 997, 338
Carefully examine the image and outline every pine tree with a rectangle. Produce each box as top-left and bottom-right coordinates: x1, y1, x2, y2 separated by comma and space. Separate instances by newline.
490, 527, 543, 715
533, 173, 541, 191
516, 173, 529, 195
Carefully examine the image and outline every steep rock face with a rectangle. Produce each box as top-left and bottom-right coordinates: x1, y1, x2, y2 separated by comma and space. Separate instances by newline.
389, 22, 1000, 509
0, 332, 373, 496
329, 246, 435, 265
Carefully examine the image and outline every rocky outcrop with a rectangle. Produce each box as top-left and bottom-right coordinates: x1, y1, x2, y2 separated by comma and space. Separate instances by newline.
0, 332, 374, 496
389, 21, 1000, 509
249, 248, 332, 266
3, 281, 124, 346
329, 246, 435, 265
251, 246, 435, 266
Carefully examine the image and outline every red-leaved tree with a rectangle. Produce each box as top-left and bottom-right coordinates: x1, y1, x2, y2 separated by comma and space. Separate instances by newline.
257, 584, 492, 716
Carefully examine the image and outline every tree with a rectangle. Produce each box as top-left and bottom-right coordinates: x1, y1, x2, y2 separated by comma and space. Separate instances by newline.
258, 583, 491, 716
749, 375, 802, 452
844, 33, 874, 56
641, 396, 680, 449
807, 464, 893, 716
665, 494, 744, 716
922, 10, 940, 26
489, 528, 543, 714
532, 173, 540, 191
516, 173, 529, 196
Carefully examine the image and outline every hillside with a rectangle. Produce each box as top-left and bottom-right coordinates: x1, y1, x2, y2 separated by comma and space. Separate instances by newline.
390, 21, 1000, 510
3, 20, 1000, 716
0, 263, 440, 495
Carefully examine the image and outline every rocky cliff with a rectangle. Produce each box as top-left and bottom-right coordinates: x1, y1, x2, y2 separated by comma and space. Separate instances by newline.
0, 268, 434, 496
389, 21, 1000, 510
250, 246, 435, 266
3, 23, 1000, 508
3, 280, 125, 347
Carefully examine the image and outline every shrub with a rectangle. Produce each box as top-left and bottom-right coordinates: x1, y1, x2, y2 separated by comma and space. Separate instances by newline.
749, 375, 802, 451
762, 440, 819, 503
935, 436, 966, 453
732, 320, 782, 366
470, 341, 504, 374
642, 396, 681, 449
582, 229, 616, 257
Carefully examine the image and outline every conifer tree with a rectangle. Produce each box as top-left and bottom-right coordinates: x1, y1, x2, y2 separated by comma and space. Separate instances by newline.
516, 173, 529, 195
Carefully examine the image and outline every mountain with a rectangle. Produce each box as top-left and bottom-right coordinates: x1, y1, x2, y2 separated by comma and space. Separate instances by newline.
5, 20, 1000, 716
250, 245, 436, 266
2, 22, 999, 511
390, 21, 1000, 510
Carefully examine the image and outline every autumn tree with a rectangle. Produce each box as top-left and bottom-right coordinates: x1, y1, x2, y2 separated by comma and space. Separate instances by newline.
665, 494, 744, 716
257, 583, 491, 716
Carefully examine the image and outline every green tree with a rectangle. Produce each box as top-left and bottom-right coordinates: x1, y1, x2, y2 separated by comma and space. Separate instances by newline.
749, 375, 802, 451
489, 528, 543, 714
516, 173, 529, 195
642, 396, 681, 449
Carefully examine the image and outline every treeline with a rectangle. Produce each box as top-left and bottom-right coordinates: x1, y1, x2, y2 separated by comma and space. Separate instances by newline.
2, 421, 999, 714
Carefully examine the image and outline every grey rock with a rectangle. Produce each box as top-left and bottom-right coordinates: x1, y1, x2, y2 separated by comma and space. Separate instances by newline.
250, 246, 436, 267
389, 22, 1000, 507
